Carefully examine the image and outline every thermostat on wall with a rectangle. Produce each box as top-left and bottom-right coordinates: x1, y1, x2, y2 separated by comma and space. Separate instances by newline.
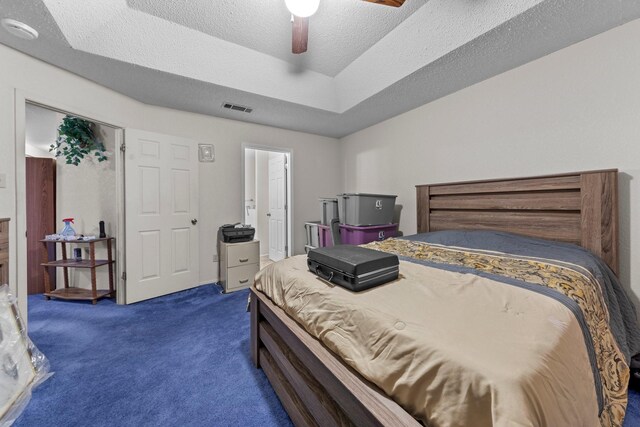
198, 144, 215, 162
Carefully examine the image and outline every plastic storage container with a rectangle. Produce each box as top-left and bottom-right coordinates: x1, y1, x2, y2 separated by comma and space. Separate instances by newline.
318, 224, 333, 248
305, 221, 321, 253
317, 223, 398, 247
337, 194, 397, 226
319, 198, 339, 225
339, 224, 398, 245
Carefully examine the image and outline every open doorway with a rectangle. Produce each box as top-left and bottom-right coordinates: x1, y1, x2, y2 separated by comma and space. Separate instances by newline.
24, 102, 122, 303
243, 147, 292, 268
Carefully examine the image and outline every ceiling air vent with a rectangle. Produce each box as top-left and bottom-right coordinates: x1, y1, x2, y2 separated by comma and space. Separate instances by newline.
222, 102, 253, 114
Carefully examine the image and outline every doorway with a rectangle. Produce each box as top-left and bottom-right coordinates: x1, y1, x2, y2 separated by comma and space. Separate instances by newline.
23, 102, 123, 302
243, 147, 292, 267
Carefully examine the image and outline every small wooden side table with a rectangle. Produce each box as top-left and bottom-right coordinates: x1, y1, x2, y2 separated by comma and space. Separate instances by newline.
41, 237, 115, 304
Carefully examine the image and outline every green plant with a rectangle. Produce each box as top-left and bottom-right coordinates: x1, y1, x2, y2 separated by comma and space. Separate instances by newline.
49, 115, 108, 166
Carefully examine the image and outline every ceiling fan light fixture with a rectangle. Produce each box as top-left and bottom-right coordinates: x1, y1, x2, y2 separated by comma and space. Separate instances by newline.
285, 0, 320, 18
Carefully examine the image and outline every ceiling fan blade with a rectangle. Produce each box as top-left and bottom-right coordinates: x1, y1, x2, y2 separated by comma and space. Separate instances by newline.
292, 15, 309, 54
361, 0, 405, 6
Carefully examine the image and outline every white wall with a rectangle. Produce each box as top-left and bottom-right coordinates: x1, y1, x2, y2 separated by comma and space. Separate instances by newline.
243, 149, 257, 230
55, 123, 117, 290
244, 149, 256, 207
255, 150, 270, 255
25, 103, 59, 158
25, 104, 118, 291
341, 19, 640, 316
0, 86, 16, 300
0, 44, 342, 313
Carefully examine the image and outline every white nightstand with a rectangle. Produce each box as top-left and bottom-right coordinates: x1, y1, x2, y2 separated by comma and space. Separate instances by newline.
219, 240, 260, 293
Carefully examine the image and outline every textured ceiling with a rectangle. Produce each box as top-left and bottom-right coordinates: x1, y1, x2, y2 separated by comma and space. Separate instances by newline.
1, 0, 640, 138
126, 0, 427, 77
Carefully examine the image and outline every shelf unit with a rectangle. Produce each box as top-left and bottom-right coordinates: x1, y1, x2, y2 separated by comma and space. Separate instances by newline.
41, 237, 115, 304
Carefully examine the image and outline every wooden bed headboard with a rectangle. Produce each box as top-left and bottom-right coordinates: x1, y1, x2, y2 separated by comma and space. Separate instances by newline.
416, 169, 619, 275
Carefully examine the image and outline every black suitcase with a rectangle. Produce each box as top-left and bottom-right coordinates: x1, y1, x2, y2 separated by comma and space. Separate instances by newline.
632, 354, 640, 390
307, 246, 399, 292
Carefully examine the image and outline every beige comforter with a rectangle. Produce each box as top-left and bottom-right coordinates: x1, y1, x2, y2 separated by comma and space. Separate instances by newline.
255, 255, 600, 427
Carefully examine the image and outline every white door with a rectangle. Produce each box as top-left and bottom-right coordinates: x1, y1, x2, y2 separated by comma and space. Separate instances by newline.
124, 129, 199, 303
268, 154, 287, 262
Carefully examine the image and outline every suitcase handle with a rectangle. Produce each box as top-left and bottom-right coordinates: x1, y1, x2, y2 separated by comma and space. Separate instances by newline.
314, 266, 334, 282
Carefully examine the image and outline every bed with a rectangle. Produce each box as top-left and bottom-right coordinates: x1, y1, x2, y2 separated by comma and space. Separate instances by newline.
250, 169, 640, 427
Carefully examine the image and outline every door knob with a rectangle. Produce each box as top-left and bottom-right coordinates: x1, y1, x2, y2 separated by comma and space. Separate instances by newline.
191, 219, 198, 225
266, 213, 271, 217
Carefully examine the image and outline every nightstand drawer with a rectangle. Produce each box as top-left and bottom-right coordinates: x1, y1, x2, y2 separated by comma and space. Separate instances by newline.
227, 263, 259, 291
227, 242, 259, 268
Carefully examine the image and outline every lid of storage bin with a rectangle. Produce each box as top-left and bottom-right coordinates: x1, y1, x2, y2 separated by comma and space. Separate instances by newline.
337, 193, 398, 198
319, 197, 338, 202
340, 223, 398, 230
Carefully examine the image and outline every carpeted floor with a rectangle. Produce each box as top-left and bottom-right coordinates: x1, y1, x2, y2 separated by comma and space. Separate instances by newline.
15, 285, 292, 427
13, 285, 640, 426
628, 388, 640, 427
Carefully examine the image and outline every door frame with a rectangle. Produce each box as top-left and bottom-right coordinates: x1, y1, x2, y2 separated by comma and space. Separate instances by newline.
241, 144, 293, 258
14, 90, 127, 321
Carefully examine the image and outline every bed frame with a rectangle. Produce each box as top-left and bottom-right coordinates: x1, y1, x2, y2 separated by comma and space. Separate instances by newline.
416, 169, 618, 275
250, 169, 619, 426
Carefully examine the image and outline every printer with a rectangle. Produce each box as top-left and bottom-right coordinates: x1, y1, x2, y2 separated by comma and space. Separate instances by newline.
218, 223, 255, 243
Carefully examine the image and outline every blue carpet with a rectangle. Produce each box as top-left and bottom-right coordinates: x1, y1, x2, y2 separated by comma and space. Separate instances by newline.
13, 285, 640, 426
15, 285, 293, 427
627, 388, 640, 427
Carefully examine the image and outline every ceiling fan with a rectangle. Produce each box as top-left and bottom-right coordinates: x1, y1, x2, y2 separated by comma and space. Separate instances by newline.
286, 0, 406, 54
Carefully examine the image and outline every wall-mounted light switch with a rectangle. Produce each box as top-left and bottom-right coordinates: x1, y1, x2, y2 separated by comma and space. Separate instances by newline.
0, 173, 6, 188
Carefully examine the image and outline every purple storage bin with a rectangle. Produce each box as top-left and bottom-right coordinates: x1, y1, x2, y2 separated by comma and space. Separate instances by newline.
318, 224, 334, 248
339, 224, 398, 245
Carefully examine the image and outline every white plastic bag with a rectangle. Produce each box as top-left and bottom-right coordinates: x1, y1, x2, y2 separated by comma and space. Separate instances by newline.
0, 285, 52, 426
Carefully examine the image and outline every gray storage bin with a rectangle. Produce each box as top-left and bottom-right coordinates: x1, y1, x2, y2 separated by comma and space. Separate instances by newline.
305, 221, 321, 253
319, 198, 339, 225
337, 193, 397, 226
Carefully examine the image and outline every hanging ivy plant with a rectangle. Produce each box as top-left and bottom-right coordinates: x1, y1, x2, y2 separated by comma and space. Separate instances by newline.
49, 115, 108, 166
